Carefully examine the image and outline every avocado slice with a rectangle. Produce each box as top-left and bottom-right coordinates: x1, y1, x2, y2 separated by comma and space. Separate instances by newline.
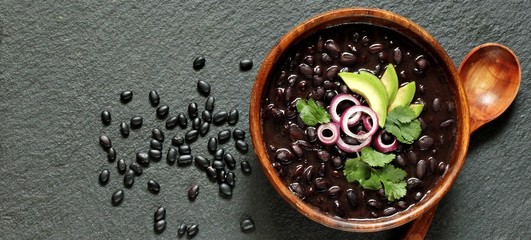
380, 64, 399, 105
338, 72, 388, 127
409, 103, 424, 118
388, 81, 416, 112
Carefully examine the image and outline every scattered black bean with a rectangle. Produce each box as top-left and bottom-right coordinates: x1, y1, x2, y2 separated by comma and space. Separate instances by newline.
177, 155, 193, 165
111, 190, 124, 206
179, 144, 192, 155
136, 152, 149, 166
101, 111, 111, 125
289, 182, 304, 198
197, 80, 211, 96
218, 129, 231, 144
219, 183, 232, 197
185, 130, 199, 143
130, 116, 143, 129
208, 137, 218, 153
199, 122, 210, 135
213, 111, 228, 125
188, 102, 198, 118
150, 139, 163, 150
167, 147, 177, 165
178, 223, 188, 237
206, 166, 217, 180
232, 129, 245, 140
152, 128, 164, 141
240, 218, 255, 232
202, 110, 212, 123
205, 96, 215, 112
120, 122, 130, 137
224, 153, 236, 170
147, 180, 160, 194
154, 207, 166, 221
149, 149, 162, 160
172, 136, 184, 146
240, 59, 253, 71
130, 162, 143, 175
99, 135, 112, 149
212, 160, 225, 170
117, 159, 126, 174
193, 57, 205, 70
120, 91, 133, 103
214, 148, 225, 160
241, 161, 252, 174
156, 105, 169, 119
228, 109, 239, 125
107, 147, 116, 162
154, 219, 166, 233
124, 169, 135, 188
235, 140, 249, 153
226, 171, 236, 187
177, 113, 188, 128
187, 224, 199, 237
99, 169, 110, 185
149, 90, 160, 107
194, 155, 210, 170
188, 184, 199, 201
217, 170, 226, 184
165, 116, 178, 129
192, 117, 202, 130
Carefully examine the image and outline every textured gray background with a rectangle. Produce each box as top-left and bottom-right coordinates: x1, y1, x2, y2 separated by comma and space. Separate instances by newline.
0, 0, 529, 239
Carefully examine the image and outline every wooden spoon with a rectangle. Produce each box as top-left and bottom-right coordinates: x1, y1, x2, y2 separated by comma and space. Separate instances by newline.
402, 43, 521, 239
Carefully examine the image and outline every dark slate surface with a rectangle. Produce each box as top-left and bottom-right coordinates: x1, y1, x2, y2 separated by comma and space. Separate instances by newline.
0, 1, 529, 239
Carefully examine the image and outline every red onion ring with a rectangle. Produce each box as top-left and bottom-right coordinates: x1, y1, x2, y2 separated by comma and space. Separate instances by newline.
329, 94, 362, 126
362, 115, 373, 131
340, 106, 379, 140
372, 130, 398, 153
336, 134, 372, 153
317, 122, 340, 145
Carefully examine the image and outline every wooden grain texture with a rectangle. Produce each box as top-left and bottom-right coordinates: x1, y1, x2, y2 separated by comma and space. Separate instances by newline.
249, 8, 470, 232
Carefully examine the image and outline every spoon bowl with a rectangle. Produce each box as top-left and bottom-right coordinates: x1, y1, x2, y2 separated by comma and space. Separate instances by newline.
403, 43, 521, 239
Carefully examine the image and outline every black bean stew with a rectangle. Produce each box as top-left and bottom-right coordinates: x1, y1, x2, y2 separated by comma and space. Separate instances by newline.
260, 24, 457, 219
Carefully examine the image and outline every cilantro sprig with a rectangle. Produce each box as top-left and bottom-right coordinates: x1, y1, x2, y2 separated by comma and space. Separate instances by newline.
344, 147, 407, 202
296, 98, 330, 126
384, 106, 422, 144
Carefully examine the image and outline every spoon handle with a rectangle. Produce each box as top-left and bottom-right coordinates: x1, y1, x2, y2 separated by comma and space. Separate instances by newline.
401, 204, 438, 240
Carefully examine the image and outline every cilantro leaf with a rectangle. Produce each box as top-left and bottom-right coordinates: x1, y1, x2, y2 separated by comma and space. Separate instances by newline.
381, 164, 408, 183
359, 147, 396, 167
344, 157, 370, 183
360, 171, 382, 190
382, 180, 407, 202
296, 99, 331, 126
385, 106, 422, 144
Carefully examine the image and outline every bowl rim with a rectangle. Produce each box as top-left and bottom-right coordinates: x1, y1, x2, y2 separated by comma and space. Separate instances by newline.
249, 7, 470, 232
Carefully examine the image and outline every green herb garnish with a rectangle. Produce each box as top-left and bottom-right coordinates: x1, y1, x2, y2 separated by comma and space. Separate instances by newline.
296, 98, 331, 126
384, 105, 422, 144
343, 147, 407, 202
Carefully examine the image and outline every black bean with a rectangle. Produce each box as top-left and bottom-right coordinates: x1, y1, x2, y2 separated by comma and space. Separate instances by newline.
177, 113, 188, 128
130, 162, 143, 175
191, 117, 202, 130
304, 55, 314, 66
150, 128, 164, 142
289, 182, 304, 198
224, 153, 236, 170
219, 183, 232, 197
205, 96, 215, 112
99, 135, 112, 149
218, 129, 231, 144
415, 56, 428, 70
185, 130, 199, 143
416, 160, 427, 179
154, 207, 166, 221
275, 149, 293, 164
214, 148, 225, 160
303, 166, 315, 184
438, 162, 447, 173
136, 152, 149, 166
228, 109, 239, 125
188, 184, 199, 201
393, 47, 402, 64
124, 169, 135, 188
199, 122, 210, 135
407, 151, 418, 165
154, 220, 166, 233
377, 189, 386, 198
395, 154, 407, 167
187, 224, 199, 237
213, 111, 228, 125
150, 139, 163, 150
201, 110, 212, 123
240, 59, 253, 71
440, 119, 454, 128
327, 186, 341, 198
107, 147, 116, 162
383, 207, 397, 216
299, 63, 313, 79
316, 149, 331, 162
147, 180, 160, 194
179, 144, 191, 155
172, 136, 184, 146
339, 52, 356, 65
167, 147, 177, 165
120, 91, 133, 103
235, 140, 249, 154
397, 201, 408, 209
197, 80, 211, 96
318, 163, 326, 177
367, 199, 382, 209
130, 116, 143, 129
120, 122, 129, 137
111, 190, 124, 206
346, 189, 357, 208
240, 218, 255, 232
206, 166, 217, 180
101, 111, 111, 125
241, 161, 252, 174
331, 157, 344, 170
324, 39, 340, 58
418, 135, 434, 150
288, 125, 305, 142
291, 143, 304, 158
194, 155, 210, 169
117, 159, 126, 174
177, 155, 193, 165
217, 169, 227, 184
212, 160, 225, 170
407, 177, 423, 189
208, 137, 218, 153
99, 169, 110, 185
415, 192, 424, 202
149, 90, 160, 106
432, 98, 441, 112
428, 157, 437, 173
178, 223, 188, 237
226, 171, 236, 187
156, 105, 169, 119
188, 102, 198, 118
193, 56, 205, 70
149, 149, 162, 160
325, 65, 339, 81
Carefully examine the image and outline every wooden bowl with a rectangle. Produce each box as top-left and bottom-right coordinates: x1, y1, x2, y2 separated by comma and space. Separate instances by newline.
249, 8, 469, 232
